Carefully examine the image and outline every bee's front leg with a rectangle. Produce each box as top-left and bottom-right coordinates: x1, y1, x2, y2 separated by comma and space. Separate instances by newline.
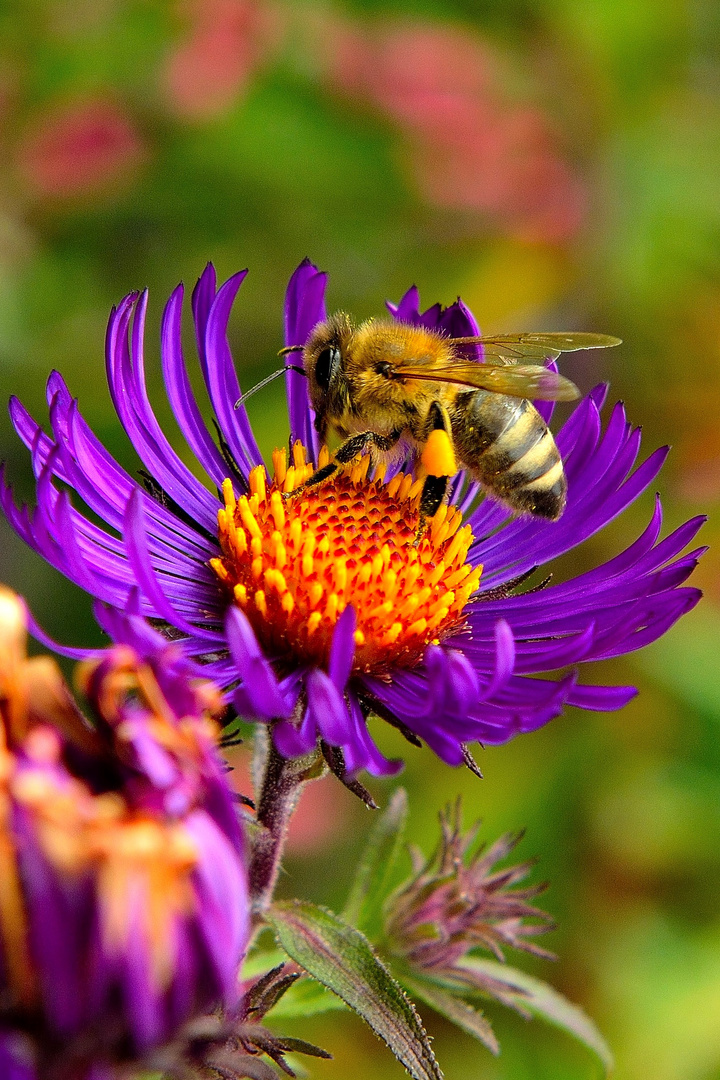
283, 429, 402, 499
415, 402, 456, 542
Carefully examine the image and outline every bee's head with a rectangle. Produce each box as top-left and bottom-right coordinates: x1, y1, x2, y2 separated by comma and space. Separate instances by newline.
303, 313, 353, 410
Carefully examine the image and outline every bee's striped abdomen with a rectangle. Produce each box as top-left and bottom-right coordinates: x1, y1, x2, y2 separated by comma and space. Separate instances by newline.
452, 392, 566, 520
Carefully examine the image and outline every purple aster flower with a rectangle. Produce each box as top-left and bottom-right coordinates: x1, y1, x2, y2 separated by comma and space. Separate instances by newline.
0, 587, 249, 1079
0, 260, 704, 777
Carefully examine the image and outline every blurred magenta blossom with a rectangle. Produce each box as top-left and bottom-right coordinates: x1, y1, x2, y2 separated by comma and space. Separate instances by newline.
320, 16, 585, 242
164, 0, 283, 119
18, 99, 144, 199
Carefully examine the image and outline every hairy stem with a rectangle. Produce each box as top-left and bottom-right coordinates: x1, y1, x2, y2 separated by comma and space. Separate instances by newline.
249, 726, 323, 919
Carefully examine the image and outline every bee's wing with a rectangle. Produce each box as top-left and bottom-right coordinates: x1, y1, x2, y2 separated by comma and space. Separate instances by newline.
450, 332, 622, 360
399, 361, 581, 401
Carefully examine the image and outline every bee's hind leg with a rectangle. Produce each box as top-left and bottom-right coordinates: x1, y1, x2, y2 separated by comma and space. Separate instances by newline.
416, 475, 449, 544
283, 429, 402, 499
415, 402, 457, 542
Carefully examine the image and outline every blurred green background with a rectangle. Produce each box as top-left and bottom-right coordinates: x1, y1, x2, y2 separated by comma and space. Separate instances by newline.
0, 0, 719, 1077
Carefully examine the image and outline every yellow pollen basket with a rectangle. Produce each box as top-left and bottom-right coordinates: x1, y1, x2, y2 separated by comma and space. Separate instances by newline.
421, 428, 457, 478
211, 443, 482, 675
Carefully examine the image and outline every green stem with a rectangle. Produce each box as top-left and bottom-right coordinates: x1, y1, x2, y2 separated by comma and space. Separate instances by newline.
248, 726, 323, 920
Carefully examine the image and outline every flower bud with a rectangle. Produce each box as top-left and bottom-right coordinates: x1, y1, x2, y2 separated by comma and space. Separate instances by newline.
385, 802, 553, 997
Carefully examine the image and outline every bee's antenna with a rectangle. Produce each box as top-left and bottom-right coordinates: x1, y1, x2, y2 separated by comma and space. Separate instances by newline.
278, 345, 305, 356
234, 365, 306, 410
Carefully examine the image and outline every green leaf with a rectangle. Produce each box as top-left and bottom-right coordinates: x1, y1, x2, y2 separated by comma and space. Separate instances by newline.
342, 787, 408, 934
403, 975, 499, 1055
267, 900, 443, 1080
454, 959, 614, 1074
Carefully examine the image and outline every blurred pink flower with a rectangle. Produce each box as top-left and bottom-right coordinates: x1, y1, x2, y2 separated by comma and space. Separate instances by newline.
284, 772, 350, 855
329, 20, 497, 101
164, 0, 282, 120
18, 99, 143, 198
321, 18, 585, 242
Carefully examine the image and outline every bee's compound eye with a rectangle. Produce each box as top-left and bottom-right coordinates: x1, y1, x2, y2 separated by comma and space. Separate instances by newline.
314, 347, 336, 391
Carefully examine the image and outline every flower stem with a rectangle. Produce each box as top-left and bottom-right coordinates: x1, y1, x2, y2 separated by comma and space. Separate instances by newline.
248, 726, 323, 918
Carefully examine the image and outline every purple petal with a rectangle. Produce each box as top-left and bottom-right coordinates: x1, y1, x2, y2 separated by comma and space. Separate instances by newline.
343, 690, 403, 777
191, 262, 217, 377
186, 810, 249, 1000
386, 285, 420, 322
329, 605, 356, 690
204, 271, 264, 479
105, 293, 219, 529
567, 684, 638, 710
284, 259, 328, 459
160, 283, 230, 488
225, 607, 291, 719
478, 619, 515, 700
306, 668, 351, 745
273, 704, 318, 757
387, 286, 482, 359
123, 489, 223, 640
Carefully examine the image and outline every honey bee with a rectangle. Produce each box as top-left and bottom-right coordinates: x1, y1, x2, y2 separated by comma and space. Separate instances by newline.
287, 314, 621, 527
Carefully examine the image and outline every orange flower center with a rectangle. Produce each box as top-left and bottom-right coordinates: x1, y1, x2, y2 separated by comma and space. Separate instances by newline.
210, 443, 482, 675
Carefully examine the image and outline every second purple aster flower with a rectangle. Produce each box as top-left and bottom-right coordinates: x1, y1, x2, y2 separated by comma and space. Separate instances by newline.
0, 588, 248, 1079
0, 260, 705, 776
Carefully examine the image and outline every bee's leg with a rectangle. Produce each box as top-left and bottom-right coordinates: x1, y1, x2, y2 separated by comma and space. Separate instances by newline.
418, 474, 448, 527
415, 402, 457, 542
284, 430, 402, 498
334, 429, 401, 465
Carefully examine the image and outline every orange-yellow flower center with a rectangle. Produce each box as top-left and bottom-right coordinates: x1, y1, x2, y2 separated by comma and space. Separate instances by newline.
210, 443, 482, 675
